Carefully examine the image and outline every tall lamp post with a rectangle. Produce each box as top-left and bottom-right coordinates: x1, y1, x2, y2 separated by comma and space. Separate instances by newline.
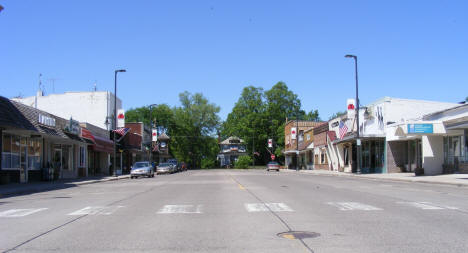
113, 69, 126, 177
149, 104, 157, 163
345, 54, 361, 174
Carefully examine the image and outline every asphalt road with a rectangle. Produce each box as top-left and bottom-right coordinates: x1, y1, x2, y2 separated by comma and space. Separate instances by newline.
1, 169, 468, 253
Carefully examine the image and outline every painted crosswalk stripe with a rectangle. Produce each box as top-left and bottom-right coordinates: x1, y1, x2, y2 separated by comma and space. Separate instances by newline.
157, 205, 203, 214
245, 203, 294, 212
327, 202, 382, 211
397, 202, 458, 210
68, 206, 124, 216
0, 208, 48, 217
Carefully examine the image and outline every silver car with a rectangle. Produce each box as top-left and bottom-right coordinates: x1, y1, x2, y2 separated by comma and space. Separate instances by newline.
156, 162, 174, 174
130, 162, 154, 179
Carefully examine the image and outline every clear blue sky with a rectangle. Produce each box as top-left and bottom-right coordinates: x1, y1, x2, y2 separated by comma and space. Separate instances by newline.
1, 0, 467, 120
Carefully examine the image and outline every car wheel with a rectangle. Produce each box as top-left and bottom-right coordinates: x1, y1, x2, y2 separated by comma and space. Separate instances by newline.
277, 169, 280, 172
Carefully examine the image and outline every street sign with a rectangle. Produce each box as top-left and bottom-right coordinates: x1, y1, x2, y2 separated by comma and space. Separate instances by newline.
271, 154, 276, 160
268, 139, 273, 148
152, 129, 157, 141
117, 109, 125, 128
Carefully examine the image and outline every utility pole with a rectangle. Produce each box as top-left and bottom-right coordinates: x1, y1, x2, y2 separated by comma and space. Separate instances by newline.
296, 112, 299, 171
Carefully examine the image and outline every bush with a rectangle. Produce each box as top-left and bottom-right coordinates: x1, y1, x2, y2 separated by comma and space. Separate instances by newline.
234, 156, 252, 169
201, 158, 216, 169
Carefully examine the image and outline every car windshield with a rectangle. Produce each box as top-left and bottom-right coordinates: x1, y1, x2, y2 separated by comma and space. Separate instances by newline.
159, 163, 171, 167
133, 162, 149, 168
268, 162, 279, 165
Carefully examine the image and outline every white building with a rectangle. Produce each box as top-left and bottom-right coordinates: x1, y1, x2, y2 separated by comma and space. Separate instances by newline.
327, 97, 458, 174
12, 91, 122, 130
387, 103, 468, 175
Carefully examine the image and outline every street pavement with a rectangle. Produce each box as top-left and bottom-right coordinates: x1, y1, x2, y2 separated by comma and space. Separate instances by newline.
1, 169, 468, 253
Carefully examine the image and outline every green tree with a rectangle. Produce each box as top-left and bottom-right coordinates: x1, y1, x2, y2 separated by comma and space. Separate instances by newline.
170, 92, 220, 168
234, 156, 252, 169
328, 110, 347, 120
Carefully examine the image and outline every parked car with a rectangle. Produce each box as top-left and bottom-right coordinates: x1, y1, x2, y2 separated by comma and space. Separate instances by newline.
130, 161, 154, 178
157, 162, 174, 174
266, 161, 280, 172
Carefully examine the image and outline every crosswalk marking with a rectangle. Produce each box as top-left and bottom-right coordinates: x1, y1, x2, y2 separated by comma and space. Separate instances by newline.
68, 206, 124, 216
0, 208, 48, 217
244, 203, 294, 212
157, 205, 203, 214
396, 202, 458, 210
327, 202, 382, 211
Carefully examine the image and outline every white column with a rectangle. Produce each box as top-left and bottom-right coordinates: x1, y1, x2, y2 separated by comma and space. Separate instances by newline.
422, 135, 444, 175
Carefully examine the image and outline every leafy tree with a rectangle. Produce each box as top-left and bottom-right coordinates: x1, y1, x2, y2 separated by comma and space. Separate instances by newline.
234, 156, 252, 169
170, 92, 220, 168
328, 110, 347, 120
125, 92, 220, 168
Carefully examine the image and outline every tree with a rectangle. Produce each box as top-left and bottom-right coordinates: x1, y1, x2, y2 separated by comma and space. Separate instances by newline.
125, 92, 220, 168
221, 82, 313, 165
170, 92, 220, 168
328, 110, 347, 120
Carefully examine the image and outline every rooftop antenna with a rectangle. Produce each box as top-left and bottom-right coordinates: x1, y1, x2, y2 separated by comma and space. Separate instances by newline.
35, 73, 42, 108
47, 78, 60, 93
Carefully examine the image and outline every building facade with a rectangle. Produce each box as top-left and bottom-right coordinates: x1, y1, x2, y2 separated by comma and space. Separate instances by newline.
284, 120, 323, 169
327, 97, 458, 174
1, 97, 88, 183
13, 91, 122, 130
217, 137, 247, 167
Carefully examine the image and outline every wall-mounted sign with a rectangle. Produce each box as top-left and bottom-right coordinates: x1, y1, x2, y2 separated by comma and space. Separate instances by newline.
291, 127, 297, 139
152, 129, 157, 142
160, 141, 167, 148
347, 98, 356, 119
117, 109, 125, 128
65, 118, 80, 135
407, 124, 433, 134
38, 114, 56, 127
268, 139, 273, 148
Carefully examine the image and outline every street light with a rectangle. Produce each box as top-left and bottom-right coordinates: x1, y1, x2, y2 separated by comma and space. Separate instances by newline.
149, 104, 157, 163
345, 54, 361, 174
113, 69, 126, 177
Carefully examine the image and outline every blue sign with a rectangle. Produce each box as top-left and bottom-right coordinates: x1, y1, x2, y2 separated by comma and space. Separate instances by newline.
407, 124, 433, 134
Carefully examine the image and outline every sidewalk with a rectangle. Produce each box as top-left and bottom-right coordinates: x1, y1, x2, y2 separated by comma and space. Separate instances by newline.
0, 175, 130, 198
283, 169, 468, 187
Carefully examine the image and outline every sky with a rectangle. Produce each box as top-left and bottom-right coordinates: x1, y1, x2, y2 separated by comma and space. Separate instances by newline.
1, 0, 467, 120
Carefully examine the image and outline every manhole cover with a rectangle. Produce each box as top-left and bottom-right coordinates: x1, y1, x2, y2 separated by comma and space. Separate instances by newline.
277, 231, 320, 240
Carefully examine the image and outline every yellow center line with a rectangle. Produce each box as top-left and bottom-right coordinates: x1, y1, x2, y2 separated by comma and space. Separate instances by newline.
238, 183, 246, 190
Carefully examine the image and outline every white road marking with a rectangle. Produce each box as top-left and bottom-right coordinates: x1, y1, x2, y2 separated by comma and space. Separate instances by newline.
397, 202, 458, 210
327, 202, 382, 211
68, 206, 124, 215
0, 208, 48, 217
245, 203, 294, 212
157, 205, 203, 214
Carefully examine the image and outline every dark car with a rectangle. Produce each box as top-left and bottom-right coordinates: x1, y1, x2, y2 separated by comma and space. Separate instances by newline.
266, 161, 280, 172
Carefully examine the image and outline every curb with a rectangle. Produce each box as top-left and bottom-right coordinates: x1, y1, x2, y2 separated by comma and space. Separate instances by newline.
0, 175, 130, 198
281, 169, 468, 188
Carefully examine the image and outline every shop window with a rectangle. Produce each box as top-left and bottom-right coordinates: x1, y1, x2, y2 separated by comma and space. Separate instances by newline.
62, 145, 71, 170
308, 150, 313, 164
11, 135, 20, 168
28, 138, 42, 170
2, 134, 12, 168
79, 146, 86, 168
444, 136, 462, 165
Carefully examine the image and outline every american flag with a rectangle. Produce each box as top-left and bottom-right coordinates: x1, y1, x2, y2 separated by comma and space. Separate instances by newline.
113, 127, 130, 136
339, 121, 348, 140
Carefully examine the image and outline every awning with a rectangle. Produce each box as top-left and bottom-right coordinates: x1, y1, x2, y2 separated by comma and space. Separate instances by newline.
92, 136, 114, 153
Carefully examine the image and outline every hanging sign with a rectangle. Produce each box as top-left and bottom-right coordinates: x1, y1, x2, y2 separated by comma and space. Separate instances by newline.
152, 129, 157, 142
117, 109, 125, 128
347, 98, 356, 119
268, 139, 273, 148
291, 127, 297, 139
407, 124, 433, 134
